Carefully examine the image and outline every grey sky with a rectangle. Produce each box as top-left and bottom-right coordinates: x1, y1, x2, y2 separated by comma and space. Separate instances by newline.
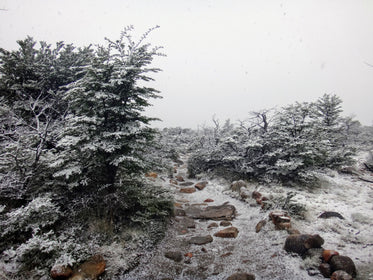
1, 0, 372, 128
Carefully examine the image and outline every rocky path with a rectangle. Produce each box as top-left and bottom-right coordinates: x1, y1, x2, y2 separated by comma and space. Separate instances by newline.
120, 157, 323, 280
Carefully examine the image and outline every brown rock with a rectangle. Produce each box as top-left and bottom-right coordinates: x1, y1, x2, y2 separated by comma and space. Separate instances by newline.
180, 187, 196, 193
255, 198, 262, 205
331, 270, 353, 280
145, 172, 158, 178
164, 251, 183, 262
195, 181, 208, 190
70, 255, 105, 280
220, 221, 232, 227
184, 252, 193, 258
221, 252, 233, 257
227, 272, 255, 280
169, 179, 178, 185
175, 175, 184, 182
51, 264, 73, 279
208, 222, 219, 228
255, 220, 267, 233
185, 203, 236, 220
214, 227, 239, 238
252, 191, 262, 199
284, 234, 313, 255
269, 211, 291, 224
318, 211, 344, 220
319, 263, 332, 278
204, 198, 214, 203
304, 234, 324, 249
189, 235, 213, 245
275, 222, 291, 230
329, 255, 356, 278
322, 249, 339, 263
179, 181, 194, 187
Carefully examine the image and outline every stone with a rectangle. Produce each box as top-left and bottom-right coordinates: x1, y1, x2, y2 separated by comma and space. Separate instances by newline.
204, 198, 214, 203
287, 228, 300, 235
318, 211, 344, 219
179, 181, 194, 186
227, 272, 256, 280
331, 270, 353, 280
220, 221, 232, 227
269, 211, 291, 230
175, 175, 184, 182
275, 222, 291, 230
185, 202, 236, 220
208, 222, 219, 228
319, 263, 332, 278
240, 188, 251, 199
174, 208, 186, 216
170, 179, 178, 185
180, 187, 196, 193
70, 255, 105, 280
145, 172, 158, 178
195, 181, 208, 190
329, 255, 357, 278
51, 264, 73, 279
255, 220, 267, 233
164, 251, 183, 262
184, 252, 193, 258
179, 217, 196, 228
284, 234, 324, 256
252, 191, 262, 199
322, 249, 339, 263
189, 235, 213, 245
230, 180, 247, 192
214, 226, 239, 238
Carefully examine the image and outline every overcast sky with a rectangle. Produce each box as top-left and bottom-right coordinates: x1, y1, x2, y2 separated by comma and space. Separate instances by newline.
1, 0, 373, 128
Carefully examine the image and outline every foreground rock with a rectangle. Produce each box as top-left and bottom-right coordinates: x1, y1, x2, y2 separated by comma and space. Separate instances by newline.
329, 255, 357, 278
195, 181, 208, 190
284, 234, 324, 255
68, 255, 106, 280
318, 211, 344, 219
227, 272, 255, 280
214, 226, 239, 238
180, 187, 196, 193
189, 235, 213, 245
164, 251, 183, 262
185, 202, 236, 220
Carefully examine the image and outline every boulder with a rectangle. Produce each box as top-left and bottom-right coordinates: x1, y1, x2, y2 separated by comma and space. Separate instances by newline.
214, 227, 239, 238
180, 187, 196, 193
185, 203, 236, 220
189, 235, 213, 245
227, 272, 255, 280
164, 251, 183, 262
51, 264, 73, 279
195, 181, 208, 190
230, 180, 247, 192
284, 234, 324, 256
329, 255, 356, 278
318, 211, 344, 219
331, 270, 353, 280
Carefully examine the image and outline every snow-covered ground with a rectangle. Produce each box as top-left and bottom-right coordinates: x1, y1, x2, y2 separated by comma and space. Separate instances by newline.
121, 153, 373, 280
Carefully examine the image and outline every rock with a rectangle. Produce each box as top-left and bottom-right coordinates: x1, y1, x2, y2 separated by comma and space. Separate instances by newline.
175, 175, 184, 182
51, 264, 73, 279
174, 208, 186, 216
184, 252, 193, 258
331, 270, 353, 280
318, 211, 344, 219
255, 220, 267, 233
319, 263, 332, 278
189, 235, 213, 245
269, 211, 291, 230
204, 198, 214, 203
169, 179, 178, 185
180, 187, 196, 193
208, 222, 219, 228
287, 228, 300, 235
179, 217, 196, 228
214, 227, 239, 238
252, 191, 262, 199
195, 181, 208, 190
240, 188, 251, 199
329, 255, 357, 278
70, 255, 105, 280
179, 181, 194, 186
164, 251, 183, 262
230, 180, 247, 192
220, 221, 232, 227
227, 272, 255, 280
145, 172, 158, 178
275, 222, 291, 230
255, 198, 262, 205
322, 249, 339, 263
185, 203, 236, 220
284, 234, 324, 256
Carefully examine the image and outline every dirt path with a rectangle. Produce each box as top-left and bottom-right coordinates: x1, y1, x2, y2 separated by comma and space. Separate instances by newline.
121, 156, 321, 280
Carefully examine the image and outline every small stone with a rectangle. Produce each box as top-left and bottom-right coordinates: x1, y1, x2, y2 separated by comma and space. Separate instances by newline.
331, 270, 353, 280
322, 249, 339, 263
220, 252, 233, 257
72, 255, 105, 279
275, 222, 291, 230
252, 191, 262, 199
145, 172, 158, 178
189, 235, 213, 245
318, 211, 344, 219
184, 252, 193, 258
175, 175, 184, 182
179, 181, 194, 186
255, 220, 267, 233
220, 221, 232, 227
214, 227, 239, 238
180, 187, 196, 193
170, 179, 178, 185
287, 228, 300, 235
208, 222, 219, 228
204, 198, 214, 203
240, 188, 251, 199
195, 181, 208, 190
227, 272, 255, 280
164, 251, 183, 262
